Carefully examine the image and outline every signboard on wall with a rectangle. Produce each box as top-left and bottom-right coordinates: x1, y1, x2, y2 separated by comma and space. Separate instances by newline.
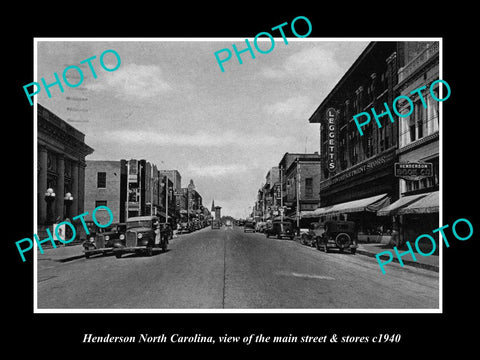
394, 162, 433, 181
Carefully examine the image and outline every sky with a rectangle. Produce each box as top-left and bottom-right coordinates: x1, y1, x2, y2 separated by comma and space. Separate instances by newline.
36, 38, 369, 218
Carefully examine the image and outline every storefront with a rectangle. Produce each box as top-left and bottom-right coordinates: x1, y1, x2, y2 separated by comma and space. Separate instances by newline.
377, 191, 439, 252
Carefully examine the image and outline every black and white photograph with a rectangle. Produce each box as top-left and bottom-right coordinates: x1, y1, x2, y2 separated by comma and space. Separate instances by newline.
33, 39, 442, 312
6, 8, 477, 354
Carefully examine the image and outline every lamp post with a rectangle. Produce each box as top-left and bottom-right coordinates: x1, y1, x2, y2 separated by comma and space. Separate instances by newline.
64, 192, 74, 219
44, 188, 56, 224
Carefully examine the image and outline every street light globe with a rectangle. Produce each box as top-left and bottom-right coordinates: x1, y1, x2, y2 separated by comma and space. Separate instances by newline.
46, 188, 54, 194
65, 192, 72, 198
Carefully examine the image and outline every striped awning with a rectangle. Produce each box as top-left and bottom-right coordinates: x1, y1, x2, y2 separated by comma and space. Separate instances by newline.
304, 193, 390, 218
377, 193, 428, 216
397, 191, 439, 215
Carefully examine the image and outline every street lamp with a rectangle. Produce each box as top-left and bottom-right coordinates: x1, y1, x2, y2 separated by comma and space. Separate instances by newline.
64, 192, 74, 219
44, 188, 56, 224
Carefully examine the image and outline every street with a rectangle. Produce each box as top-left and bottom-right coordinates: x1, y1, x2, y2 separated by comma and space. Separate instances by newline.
37, 226, 439, 310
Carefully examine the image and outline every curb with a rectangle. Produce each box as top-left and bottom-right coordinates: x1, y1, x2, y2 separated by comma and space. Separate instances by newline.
355, 248, 439, 273
293, 237, 439, 273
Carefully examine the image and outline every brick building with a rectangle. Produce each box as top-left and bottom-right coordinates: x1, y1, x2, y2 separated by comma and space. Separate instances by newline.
84, 160, 127, 224
308, 42, 398, 237
377, 41, 440, 249
278, 152, 321, 222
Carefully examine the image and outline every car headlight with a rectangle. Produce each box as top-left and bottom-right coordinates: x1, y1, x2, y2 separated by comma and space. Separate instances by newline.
105, 235, 110, 241
119, 234, 125, 240
137, 233, 143, 239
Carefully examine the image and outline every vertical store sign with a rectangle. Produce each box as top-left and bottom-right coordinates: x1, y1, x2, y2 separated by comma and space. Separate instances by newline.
326, 108, 337, 173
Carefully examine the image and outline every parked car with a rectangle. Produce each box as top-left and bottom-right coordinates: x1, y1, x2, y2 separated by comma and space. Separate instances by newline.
316, 220, 358, 254
178, 222, 191, 234
82, 223, 127, 258
300, 222, 324, 247
265, 221, 295, 240
113, 216, 167, 258
255, 221, 267, 233
244, 220, 256, 233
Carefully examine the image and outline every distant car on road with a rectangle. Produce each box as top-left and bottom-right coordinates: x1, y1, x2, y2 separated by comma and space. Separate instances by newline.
265, 221, 294, 240
316, 220, 358, 254
244, 220, 256, 233
211, 219, 221, 229
82, 223, 127, 259
113, 216, 168, 258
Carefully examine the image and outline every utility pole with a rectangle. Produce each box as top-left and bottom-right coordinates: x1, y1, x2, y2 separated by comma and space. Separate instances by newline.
165, 176, 169, 225
296, 158, 300, 229
280, 165, 284, 222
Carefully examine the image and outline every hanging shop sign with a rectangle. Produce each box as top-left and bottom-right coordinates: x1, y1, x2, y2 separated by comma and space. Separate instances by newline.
326, 107, 337, 173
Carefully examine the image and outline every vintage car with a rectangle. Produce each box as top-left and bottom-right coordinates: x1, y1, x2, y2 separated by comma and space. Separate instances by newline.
301, 222, 325, 247
82, 222, 127, 258
113, 216, 167, 258
316, 220, 358, 254
255, 221, 267, 233
265, 221, 295, 240
244, 220, 256, 233
178, 222, 191, 234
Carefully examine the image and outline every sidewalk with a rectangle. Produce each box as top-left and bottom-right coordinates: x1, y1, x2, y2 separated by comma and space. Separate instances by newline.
356, 242, 439, 272
37, 244, 86, 262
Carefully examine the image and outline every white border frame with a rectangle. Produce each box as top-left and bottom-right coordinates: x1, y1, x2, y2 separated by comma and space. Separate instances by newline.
33, 37, 443, 314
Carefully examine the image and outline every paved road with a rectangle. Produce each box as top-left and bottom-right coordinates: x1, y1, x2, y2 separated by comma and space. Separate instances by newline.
37, 226, 439, 309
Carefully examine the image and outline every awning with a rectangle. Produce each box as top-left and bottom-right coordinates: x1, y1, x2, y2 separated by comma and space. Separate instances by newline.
397, 191, 439, 215
273, 215, 295, 221
310, 193, 390, 217
377, 193, 428, 216
300, 210, 318, 218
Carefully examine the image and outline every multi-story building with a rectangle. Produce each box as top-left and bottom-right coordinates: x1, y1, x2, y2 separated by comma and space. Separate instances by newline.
37, 104, 94, 236
377, 41, 440, 250
308, 42, 398, 239
84, 160, 127, 224
179, 179, 203, 222
278, 152, 321, 223
261, 167, 280, 220
85, 159, 179, 226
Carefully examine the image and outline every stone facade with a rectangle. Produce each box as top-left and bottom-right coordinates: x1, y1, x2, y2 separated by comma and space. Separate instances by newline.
37, 104, 94, 229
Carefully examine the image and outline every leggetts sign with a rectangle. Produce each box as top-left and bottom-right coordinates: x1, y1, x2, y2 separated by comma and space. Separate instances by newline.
326, 108, 337, 173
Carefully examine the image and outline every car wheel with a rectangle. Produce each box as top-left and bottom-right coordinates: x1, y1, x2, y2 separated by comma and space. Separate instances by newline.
277, 234, 281, 239
162, 242, 168, 253
351, 248, 356, 255
301, 235, 307, 245
335, 233, 351, 249
266, 233, 270, 238
290, 236, 294, 240
85, 252, 90, 259
146, 246, 153, 257
115, 252, 122, 259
